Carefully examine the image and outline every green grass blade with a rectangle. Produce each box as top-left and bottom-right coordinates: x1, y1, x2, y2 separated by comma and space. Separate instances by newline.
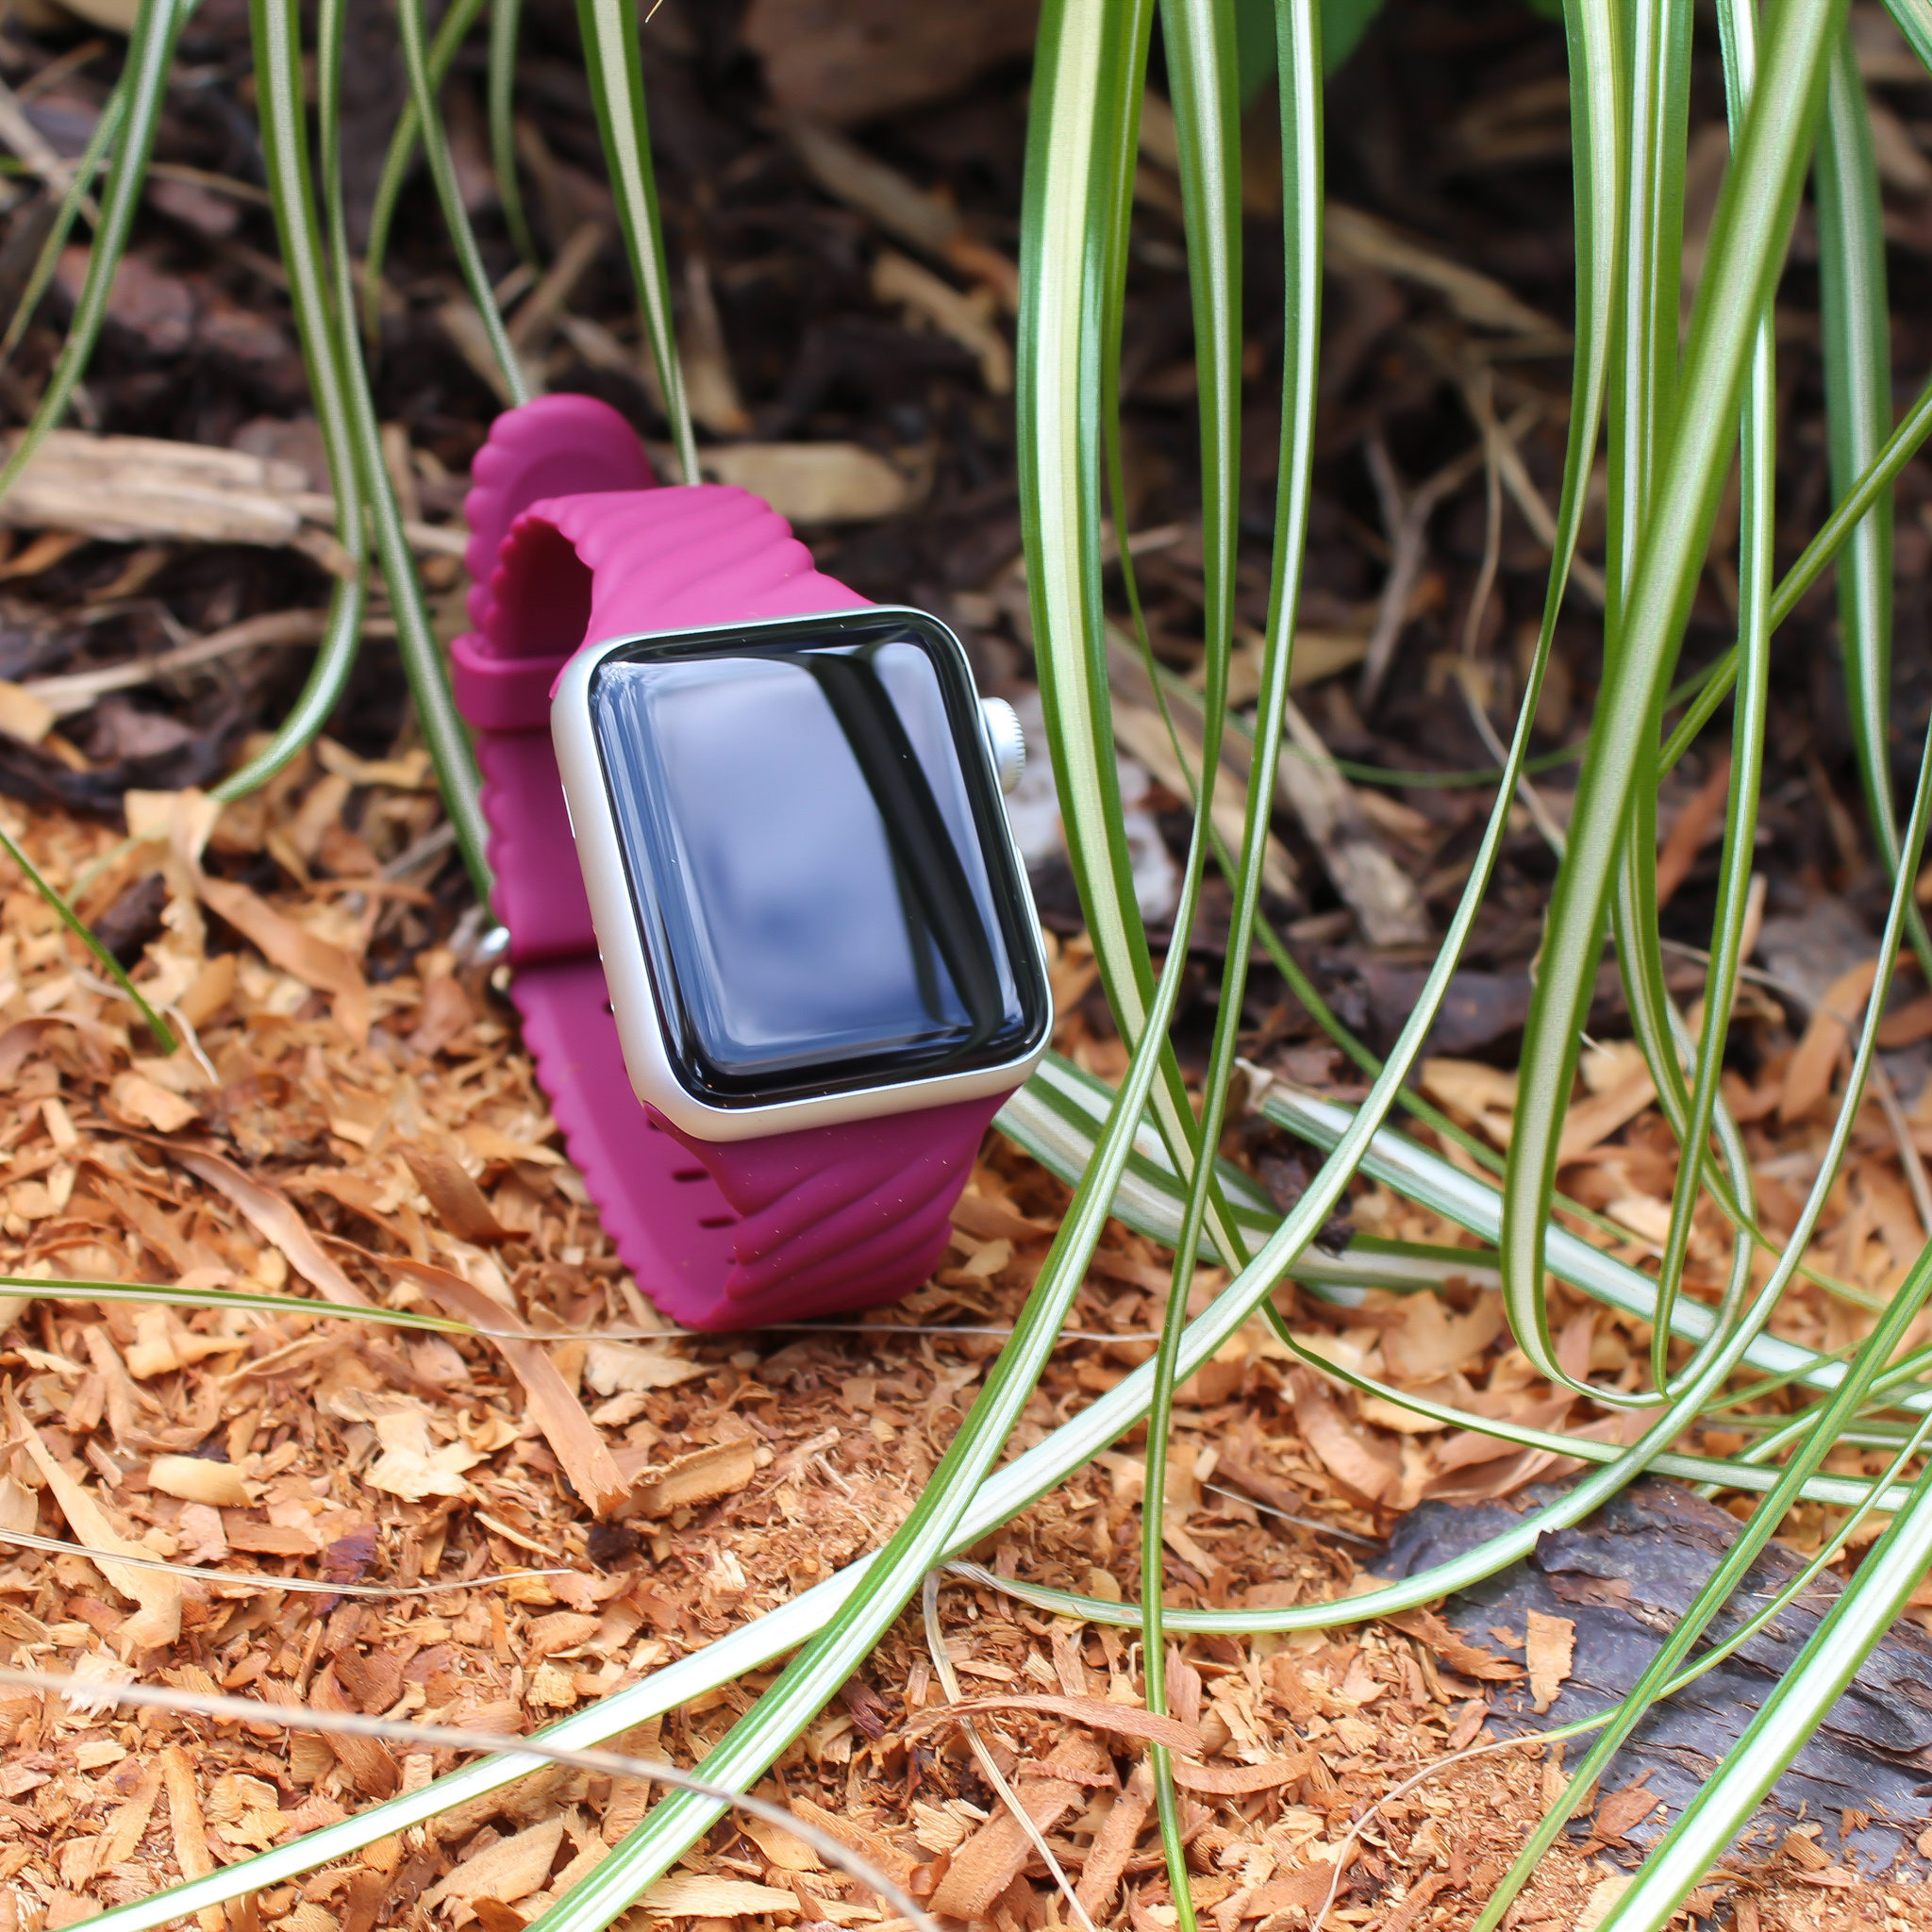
0, 83, 125, 370
1815, 26, 1932, 977
291, 0, 490, 898
1028, 0, 1251, 1280
490, 0, 539, 265
1502, 0, 1843, 1396
1603, 0, 1690, 625
0, 821, 175, 1053
397, 0, 526, 404
360, 0, 490, 346
231, 0, 371, 803
1645, 0, 1778, 1402
575, 0, 697, 482
1263, 1081, 1932, 1409
0, 0, 189, 506
0, 1274, 471, 1330
1141, 0, 1249, 1906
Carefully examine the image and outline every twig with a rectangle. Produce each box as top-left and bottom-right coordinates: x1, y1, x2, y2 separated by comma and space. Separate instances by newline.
0, 1525, 567, 1599
22, 608, 338, 718
1358, 399, 1541, 708
1357, 436, 1485, 708
0, 74, 100, 223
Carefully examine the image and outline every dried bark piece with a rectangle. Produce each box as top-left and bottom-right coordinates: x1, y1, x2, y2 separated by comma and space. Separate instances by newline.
630, 1439, 758, 1518
196, 873, 370, 1045
1169, 1755, 1311, 1795
173, 1144, 370, 1306
927, 1731, 1112, 1920
785, 1797, 917, 1890
158, 1744, 223, 1932
401, 1143, 509, 1244
639, 1875, 797, 1918
905, 1691, 1200, 1756
147, 1455, 250, 1508
309, 1667, 399, 1798
1781, 954, 1885, 1123
1075, 1762, 1154, 1920
1375, 1479, 1932, 1871
746, 0, 1039, 125
7, 1384, 179, 1651
422, 1817, 565, 1911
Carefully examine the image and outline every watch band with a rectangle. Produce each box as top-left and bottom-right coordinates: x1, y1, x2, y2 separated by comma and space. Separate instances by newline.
455, 394, 1005, 1331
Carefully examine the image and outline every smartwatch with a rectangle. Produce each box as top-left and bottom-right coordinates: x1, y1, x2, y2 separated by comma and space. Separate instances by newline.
453, 395, 1053, 1331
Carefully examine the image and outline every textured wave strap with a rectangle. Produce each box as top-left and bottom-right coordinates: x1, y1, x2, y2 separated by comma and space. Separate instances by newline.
456, 393, 1006, 1330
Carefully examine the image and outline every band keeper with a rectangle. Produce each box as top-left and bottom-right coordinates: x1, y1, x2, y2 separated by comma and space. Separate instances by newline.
450, 631, 570, 734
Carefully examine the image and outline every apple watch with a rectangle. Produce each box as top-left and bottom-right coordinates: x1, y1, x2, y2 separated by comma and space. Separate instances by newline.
454, 395, 1052, 1331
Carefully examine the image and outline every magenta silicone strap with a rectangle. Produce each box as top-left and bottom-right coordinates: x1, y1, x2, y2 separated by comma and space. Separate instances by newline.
456, 395, 1003, 1331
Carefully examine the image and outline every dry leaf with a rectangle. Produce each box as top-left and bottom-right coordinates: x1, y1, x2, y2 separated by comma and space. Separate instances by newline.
1382, 1291, 1505, 1380
424, 1818, 566, 1909
107, 1072, 198, 1133
384, 1256, 629, 1517
8, 1384, 180, 1649
700, 442, 910, 523
1525, 1608, 1575, 1713
1385, 1608, 1526, 1683
174, 1145, 371, 1306
401, 1142, 509, 1243
581, 1340, 707, 1395
1288, 1368, 1400, 1504
1592, 1776, 1661, 1844
196, 873, 370, 1044
1781, 957, 1882, 1122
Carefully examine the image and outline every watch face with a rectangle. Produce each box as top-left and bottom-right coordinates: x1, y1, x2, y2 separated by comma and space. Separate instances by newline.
589, 609, 1050, 1107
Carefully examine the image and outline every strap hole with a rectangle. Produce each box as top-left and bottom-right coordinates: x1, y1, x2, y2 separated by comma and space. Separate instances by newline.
698, 1214, 738, 1229
671, 1167, 708, 1183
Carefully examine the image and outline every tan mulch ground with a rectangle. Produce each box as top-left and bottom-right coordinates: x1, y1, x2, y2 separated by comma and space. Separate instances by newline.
3, 767, 1931, 1932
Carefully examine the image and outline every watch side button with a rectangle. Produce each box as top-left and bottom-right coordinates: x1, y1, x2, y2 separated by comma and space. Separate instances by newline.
979, 696, 1025, 793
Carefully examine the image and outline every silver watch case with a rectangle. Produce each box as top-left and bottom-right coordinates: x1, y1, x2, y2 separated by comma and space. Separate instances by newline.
551, 608, 1053, 1142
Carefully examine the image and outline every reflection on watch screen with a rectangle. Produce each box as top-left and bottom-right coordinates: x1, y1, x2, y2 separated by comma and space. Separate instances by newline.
591, 611, 1049, 1104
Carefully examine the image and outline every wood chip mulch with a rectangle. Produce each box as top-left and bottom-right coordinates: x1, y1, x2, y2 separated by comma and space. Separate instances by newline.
3, 769, 1931, 1932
